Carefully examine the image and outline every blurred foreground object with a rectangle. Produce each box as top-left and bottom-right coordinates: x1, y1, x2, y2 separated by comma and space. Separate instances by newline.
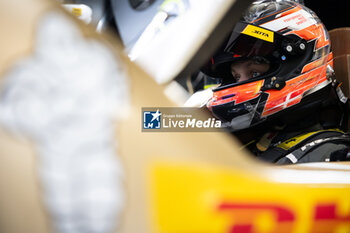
0, 1, 127, 232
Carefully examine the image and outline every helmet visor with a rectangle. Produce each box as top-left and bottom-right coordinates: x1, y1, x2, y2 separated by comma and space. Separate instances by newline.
206, 22, 285, 86
224, 22, 278, 58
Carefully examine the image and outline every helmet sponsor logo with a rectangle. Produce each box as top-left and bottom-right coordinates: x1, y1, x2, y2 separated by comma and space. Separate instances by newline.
218, 202, 350, 233
242, 25, 274, 43
262, 9, 317, 32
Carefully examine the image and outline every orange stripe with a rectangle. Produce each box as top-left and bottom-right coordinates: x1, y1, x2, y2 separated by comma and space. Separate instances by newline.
251, 6, 295, 24
301, 56, 328, 73
262, 66, 326, 116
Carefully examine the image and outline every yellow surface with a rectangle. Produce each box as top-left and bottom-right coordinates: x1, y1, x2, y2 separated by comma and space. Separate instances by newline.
71, 7, 82, 17
150, 161, 350, 233
242, 24, 274, 43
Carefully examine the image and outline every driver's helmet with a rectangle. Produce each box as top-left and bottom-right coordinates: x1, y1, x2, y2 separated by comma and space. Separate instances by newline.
205, 0, 334, 131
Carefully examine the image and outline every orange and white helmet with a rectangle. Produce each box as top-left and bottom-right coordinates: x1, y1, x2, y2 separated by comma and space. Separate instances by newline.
206, 0, 335, 131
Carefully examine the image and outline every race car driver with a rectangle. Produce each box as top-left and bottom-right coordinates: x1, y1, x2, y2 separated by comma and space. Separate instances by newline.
198, 0, 350, 164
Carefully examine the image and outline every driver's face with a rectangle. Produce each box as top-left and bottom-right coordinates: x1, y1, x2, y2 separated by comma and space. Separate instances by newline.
230, 59, 270, 82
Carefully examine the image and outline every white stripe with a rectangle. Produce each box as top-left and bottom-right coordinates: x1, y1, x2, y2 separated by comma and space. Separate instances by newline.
262, 9, 317, 32
286, 153, 298, 163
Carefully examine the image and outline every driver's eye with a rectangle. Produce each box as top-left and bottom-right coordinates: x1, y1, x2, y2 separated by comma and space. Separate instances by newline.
251, 71, 261, 78
232, 73, 240, 81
